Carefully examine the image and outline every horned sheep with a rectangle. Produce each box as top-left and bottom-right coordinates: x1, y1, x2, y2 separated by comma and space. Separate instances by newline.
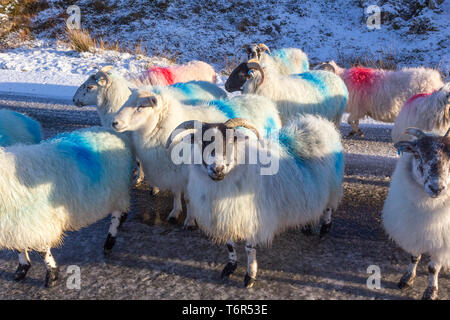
383, 128, 450, 300
225, 60, 348, 127
167, 114, 344, 288
0, 127, 134, 287
111, 90, 282, 229
239, 43, 309, 75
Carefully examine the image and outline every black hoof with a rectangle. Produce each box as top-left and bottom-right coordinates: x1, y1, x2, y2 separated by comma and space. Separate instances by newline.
221, 262, 237, 279
319, 222, 332, 237
44, 267, 59, 288
168, 217, 177, 225
183, 224, 198, 231
244, 273, 256, 288
358, 129, 365, 138
422, 286, 438, 300
398, 272, 415, 290
14, 264, 31, 281
103, 233, 116, 255
118, 213, 128, 229
301, 225, 314, 236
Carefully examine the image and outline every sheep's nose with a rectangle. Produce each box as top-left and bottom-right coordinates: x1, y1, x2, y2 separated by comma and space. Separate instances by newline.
428, 184, 445, 196
212, 165, 224, 174
112, 121, 120, 129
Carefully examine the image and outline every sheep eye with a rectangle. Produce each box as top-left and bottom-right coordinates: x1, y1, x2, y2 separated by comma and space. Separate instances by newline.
87, 85, 96, 90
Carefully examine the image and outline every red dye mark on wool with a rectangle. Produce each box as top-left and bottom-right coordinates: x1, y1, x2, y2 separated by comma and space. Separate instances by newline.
346, 67, 377, 89
148, 66, 175, 85
404, 92, 433, 107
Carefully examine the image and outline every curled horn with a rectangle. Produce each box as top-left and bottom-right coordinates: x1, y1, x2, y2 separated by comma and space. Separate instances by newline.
224, 118, 262, 141
247, 59, 265, 87
403, 127, 427, 139
444, 127, 450, 138
99, 65, 114, 73
314, 63, 336, 74
165, 120, 202, 149
258, 43, 271, 55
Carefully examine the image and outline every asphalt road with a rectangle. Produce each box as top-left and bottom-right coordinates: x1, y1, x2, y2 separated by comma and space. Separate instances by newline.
0, 95, 448, 300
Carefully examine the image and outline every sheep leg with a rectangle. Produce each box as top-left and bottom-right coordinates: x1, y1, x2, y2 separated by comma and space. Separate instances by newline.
320, 208, 333, 237
104, 210, 122, 256
118, 212, 128, 229
244, 243, 257, 288
183, 195, 197, 230
132, 160, 145, 186
168, 192, 183, 224
347, 115, 364, 137
301, 224, 314, 235
38, 248, 59, 288
221, 240, 237, 279
14, 250, 31, 281
422, 261, 441, 300
398, 254, 421, 289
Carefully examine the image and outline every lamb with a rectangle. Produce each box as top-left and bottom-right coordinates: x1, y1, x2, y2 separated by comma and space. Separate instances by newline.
111, 90, 282, 229
382, 127, 450, 300
225, 60, 348, 127
317, 61, 444, 137
239, 43, 309, 75
0, 127, 134, 287
166, 115, 344, 288
129, 60, 217, 86
391, 83, 449, 143
0, 109, 42, 146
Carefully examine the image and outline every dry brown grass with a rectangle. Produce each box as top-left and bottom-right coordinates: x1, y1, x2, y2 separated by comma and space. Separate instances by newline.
220, 55, 239, 75
66, 28, 96, 52
337, 46, 398, 70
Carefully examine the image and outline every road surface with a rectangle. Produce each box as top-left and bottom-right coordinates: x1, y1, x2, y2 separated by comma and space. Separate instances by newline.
0, 95, 448, 300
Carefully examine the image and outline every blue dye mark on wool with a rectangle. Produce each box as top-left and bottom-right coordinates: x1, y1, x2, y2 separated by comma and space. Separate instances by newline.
53, 132, 102, 184
14, 112, 42, 143
295, 72, 329, 96
302, 60, 309, 72
208, 100, 238, 119
278, 132, 305, 169
264, 117, 277, 137
334, 152, 344, 177
170, 82, 195, 97
0, 132, 10, 146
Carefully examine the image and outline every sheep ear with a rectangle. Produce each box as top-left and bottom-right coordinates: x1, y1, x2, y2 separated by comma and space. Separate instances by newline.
138, 96, 158, 108
394, 141, 417, 155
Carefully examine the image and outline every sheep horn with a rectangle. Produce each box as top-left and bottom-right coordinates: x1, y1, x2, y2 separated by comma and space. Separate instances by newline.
99, 65, 114, 73
224, 118, 262, 141
247, 59, 264, 87
315, 63, 336, 73
403, 127, 427, 139
258, 43, 271, 55
165, 120, 202, 149
444, 127, 450, 138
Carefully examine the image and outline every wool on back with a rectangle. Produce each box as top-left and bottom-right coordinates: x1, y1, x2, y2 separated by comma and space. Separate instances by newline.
0, 110, 42, 147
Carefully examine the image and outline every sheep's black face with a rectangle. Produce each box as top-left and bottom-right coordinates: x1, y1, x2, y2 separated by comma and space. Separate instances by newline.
225, 63, 250, 92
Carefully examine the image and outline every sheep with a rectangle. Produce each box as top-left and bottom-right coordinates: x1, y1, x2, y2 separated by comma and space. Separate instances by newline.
239, 43, 309, 75
73, 66, 227, 194
0, 127, 134, 287
317, 61, 444, 137
0, 109, 42, 146
225, 60, 348, 127
129, 60, 217, 86
166, 115, 344, 288
391, 83, 450, 143
73, 66, 227, 127
382, 127, 450, 300
111, 90, 282, 229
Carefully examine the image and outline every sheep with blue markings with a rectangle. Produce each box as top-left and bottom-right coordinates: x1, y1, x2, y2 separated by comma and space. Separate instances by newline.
239, 43, 309, 75
0, 127, 134, 287
225, 60, 348, 127
111, 90, 282, 229
0, 109, 42, 146
166, 114, 344, 288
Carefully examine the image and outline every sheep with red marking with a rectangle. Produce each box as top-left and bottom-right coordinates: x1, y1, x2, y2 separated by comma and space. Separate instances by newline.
392, 83, 450, 143
130, 61, 217, 86
317, 61, 443, 137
